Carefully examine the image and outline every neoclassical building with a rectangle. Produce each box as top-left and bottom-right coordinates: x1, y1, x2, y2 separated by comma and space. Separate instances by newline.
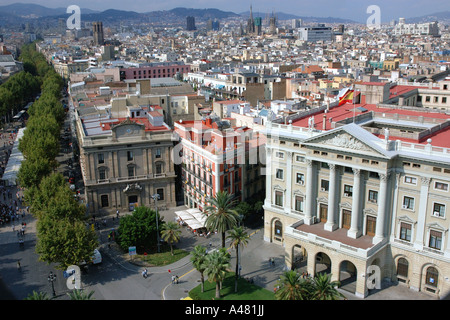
75, 102, 177, 215
263, 101, 450, 298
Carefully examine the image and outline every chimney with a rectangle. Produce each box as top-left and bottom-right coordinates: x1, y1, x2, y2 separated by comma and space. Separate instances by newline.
323, 114, 327, 130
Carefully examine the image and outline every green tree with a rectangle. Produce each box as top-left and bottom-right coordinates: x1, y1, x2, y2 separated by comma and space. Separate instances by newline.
275, 270, 313, 300
35, 215, 98, 270
203, 248, 231, 299
204, 191, 239, 248
235, 202, 253, 222
160, 221, 181, 255
190, 245, 208, 292
67, 289, 95, 300
17, 157, 53, 189
117, 206, 163, 253
310, 273, 345, 300
24, 291, 50, 300
227, 226, 250, 292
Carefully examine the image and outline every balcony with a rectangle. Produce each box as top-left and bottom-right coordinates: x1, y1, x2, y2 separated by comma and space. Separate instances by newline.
286, 220, 386, 259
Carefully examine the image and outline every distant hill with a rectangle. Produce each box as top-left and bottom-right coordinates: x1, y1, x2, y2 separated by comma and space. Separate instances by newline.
239, 10, 358, 24
0, 3, 98, 18
166, 7, 240, 20
406, 11, 450, 24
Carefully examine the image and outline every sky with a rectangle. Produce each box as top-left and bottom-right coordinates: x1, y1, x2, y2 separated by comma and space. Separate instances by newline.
0, 0, 448, 22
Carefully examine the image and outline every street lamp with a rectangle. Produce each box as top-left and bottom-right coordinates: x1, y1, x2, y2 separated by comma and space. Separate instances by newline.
48, 271, 56, 298
151, 193, 161, 253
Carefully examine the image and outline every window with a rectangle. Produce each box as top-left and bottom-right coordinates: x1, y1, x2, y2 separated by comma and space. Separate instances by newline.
433, 203, 445, 217
404, 176, 417, 185
344, 185, 353, 197
443, 97, 447, 104
425, 267, 439, 288
155, 148, 162, 158
295, 196, 304, 212
296, 155, 305, 162
425, 96, 430, 102
403, 196, 415, 210
400, 222, 411, 242
157, 188, 165, 201
429, 230, 442, 250
321, 162, 329, 169
99, 168, 106, 180
156, 163, 163, 174
275, 191, 283, 207
296, 173, 305, 185
321, 180, 329, 191
274, 220, 283, 237
276, 169, 284, 180
275, 151, 284, 159
128, 166, 135, 178
397, 258, 409, 278
368, 190, 378, 203
434, 182, 448, 191
100, 195, 109, 208
98, 153, 105, 164
127, 150, 134, 161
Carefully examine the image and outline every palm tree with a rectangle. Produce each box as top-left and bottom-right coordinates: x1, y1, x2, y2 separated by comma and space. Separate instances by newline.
24, 291, 50, 300
203, 248, 230, 299
204, 191, 239, 248
67, 289, 95, 300
227, 226, 250, 292
160, 221, 181, 255
310, 273, 345, 300
191, 245, 208, 292
275, 270, 313, 300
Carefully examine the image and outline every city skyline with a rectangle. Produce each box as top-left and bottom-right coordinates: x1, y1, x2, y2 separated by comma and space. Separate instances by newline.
0, 0, 448, 23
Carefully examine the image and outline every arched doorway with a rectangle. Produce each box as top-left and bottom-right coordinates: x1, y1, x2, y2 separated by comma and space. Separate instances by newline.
315, 252, 331, 276
423, 266, 439, 295
339, 260, 357, 294
273, 219, 283, 243
396, 257, 409, 284
292, 245, 307, 271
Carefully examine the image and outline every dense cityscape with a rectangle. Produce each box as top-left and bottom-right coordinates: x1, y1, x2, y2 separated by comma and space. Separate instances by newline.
0, 1, 449, 305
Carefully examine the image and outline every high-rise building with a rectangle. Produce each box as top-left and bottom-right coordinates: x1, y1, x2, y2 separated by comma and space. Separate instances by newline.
186, 16, 196, 31
92, 21, 104, 46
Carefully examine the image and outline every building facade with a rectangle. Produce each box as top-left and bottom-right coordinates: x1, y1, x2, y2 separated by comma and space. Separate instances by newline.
263, 102, 450, 299
174, 116, 265, 211
75, 104, 177, 214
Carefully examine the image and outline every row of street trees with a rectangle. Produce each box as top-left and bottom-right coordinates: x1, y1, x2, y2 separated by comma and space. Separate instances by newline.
16, 42, 98, 270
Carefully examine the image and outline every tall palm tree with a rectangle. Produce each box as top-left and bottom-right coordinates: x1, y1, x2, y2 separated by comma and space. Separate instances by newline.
160, 221, 181, 255
275, 270, 313, 300
310, 273, 345, 300
227, 226, 250, 292
203, 248, 230, 299
204, 191, 239, 248
191, 245, 208, 292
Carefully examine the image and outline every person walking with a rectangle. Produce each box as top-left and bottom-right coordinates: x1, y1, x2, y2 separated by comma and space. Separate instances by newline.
142, 269, 148, 279
16, 260, 21, 270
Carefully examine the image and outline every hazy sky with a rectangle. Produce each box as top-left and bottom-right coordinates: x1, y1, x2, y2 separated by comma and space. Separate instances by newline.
0, 0, 448, 22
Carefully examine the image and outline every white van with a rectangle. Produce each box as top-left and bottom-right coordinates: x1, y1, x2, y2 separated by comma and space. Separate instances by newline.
80, 249, 102, 266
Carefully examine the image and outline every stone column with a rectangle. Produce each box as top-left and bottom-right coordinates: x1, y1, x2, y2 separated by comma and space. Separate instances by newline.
348, 168, 362, 238
373, 172, 389, 243
304, 159, 315, 225
414, 176, 430, 250
324, 163, 338, 231
264, 146, 272, 208
285, 151, 293, 214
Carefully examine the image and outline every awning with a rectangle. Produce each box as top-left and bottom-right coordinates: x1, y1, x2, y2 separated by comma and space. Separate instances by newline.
175, 209, 207, 230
